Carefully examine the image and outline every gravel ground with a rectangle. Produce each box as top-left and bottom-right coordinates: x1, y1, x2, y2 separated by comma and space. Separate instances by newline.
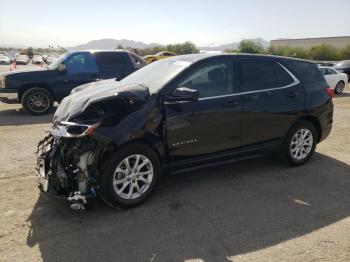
0, 72, 349, 261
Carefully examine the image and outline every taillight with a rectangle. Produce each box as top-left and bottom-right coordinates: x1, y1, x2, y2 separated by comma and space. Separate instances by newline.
326, 87, 334, 98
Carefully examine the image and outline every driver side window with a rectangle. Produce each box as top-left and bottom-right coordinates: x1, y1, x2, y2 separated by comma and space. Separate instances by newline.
65, 53, 97, 74
178, 61, 234, 98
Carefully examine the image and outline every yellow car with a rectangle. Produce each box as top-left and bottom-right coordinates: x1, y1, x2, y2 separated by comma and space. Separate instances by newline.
144, 51, 176, 63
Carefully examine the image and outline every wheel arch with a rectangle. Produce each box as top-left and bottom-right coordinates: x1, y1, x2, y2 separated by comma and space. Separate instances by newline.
99, 133, 167, 170
18, 83, 55, 101
294, 115, 322, 143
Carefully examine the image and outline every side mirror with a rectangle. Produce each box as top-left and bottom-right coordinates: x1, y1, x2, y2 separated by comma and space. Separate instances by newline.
166, 87, 199, 102
58, 63, 66, 72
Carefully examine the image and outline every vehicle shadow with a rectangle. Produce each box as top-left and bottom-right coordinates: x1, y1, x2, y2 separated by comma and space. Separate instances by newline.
0, 107, 56, 126
26, 153, 350, 262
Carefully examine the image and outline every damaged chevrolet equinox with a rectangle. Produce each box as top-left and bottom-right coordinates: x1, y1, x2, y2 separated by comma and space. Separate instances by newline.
36, 54, 334, 209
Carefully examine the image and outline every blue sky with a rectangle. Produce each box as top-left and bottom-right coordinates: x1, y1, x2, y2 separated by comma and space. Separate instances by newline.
0, 0, 349, 47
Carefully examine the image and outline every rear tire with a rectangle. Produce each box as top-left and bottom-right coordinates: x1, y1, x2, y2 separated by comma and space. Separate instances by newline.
334, 81, 345, 94
281, 120, 317, 166
99, 143, 160, 209
21, 87, 54, 115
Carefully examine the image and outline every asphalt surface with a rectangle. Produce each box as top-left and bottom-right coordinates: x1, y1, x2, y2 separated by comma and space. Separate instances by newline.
0, 64, 349, 262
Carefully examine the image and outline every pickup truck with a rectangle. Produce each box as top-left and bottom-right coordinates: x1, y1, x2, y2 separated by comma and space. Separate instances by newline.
0, 50, 146, 115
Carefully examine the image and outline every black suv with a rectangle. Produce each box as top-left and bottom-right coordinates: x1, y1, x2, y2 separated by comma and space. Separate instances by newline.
0, 50, 146, 114
36, 54, 333, 209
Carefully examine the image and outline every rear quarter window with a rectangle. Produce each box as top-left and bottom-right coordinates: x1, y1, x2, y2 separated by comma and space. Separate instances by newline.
285, 60, 325, 84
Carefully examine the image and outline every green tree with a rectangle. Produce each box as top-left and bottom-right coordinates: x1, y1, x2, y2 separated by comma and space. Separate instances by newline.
309, 44, 339, 61
166, 41, 199, 55
27, 47, 34, 58
237, 40, 264, 54
116, 44, 124, 50
267, 46, 309, 59
339, 45, 350, 60
135, 41, 199, 56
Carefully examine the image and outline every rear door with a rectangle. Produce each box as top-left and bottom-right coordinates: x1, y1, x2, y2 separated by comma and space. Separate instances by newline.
95, 52, 132, 79
239, 58, 304, 146
165, 58, 241, 161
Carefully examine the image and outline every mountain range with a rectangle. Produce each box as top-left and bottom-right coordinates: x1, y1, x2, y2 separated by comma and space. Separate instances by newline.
0, 37, 270, 51
66, 38, 270, 51
66, 38, 161, 51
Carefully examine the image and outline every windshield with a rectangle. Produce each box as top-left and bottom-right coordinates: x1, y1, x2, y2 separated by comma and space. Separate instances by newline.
120, 59, 192, 93
48, 53, 69, 70
336, 60, 350, 67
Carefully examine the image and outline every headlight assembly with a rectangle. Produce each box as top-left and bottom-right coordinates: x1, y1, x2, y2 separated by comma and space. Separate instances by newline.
48, 122, 100, 138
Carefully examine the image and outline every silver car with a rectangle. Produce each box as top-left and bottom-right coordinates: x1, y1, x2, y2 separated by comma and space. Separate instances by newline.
0, 55, 11, 65
32, 55, 43, 64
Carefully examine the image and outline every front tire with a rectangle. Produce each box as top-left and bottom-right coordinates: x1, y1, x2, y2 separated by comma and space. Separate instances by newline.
282, 120, 317, 166
99, 143, 160, 208
334, 81, 345, 94
21, 88, 54, 115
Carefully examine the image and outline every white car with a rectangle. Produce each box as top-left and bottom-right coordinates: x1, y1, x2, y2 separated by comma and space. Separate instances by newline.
319, 66, 348, 94
0, 55, 11, 65
15, 55, 29, 65
32, 55, 43, 64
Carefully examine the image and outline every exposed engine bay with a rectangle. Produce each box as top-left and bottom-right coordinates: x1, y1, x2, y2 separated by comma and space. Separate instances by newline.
36, 123, 107, 210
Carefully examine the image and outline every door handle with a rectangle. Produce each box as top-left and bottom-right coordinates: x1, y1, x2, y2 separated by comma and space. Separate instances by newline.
223, 101, 239, 107
287, 91, 299, 98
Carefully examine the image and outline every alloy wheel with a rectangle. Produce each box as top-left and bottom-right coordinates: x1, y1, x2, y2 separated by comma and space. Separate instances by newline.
290, 128, 313, 160
113, 154, 154, 200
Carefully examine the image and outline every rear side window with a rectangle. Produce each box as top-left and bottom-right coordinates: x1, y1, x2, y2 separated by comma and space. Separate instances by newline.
240, 60, 277, 92
286, 61, 324, 84
95, 52, 128, 74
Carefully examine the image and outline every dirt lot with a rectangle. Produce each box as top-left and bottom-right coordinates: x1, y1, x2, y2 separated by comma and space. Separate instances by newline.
0, 75, 349, 261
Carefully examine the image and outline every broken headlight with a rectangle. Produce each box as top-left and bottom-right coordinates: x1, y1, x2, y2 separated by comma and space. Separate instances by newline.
49, 122, 100, 138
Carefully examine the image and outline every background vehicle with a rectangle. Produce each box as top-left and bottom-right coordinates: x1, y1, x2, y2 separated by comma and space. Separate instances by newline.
0, 55, 11, 65
334, 60, 350, 81
144, 51, 176, 63
46, 55, 57, 65
32, 55, 43, 64
15, 55, 29, 65
41, 54, 48, 63
36, 54, 334, 209
317, 61, 337, 67
0, 50, 146, 115
319, 66, 348, 94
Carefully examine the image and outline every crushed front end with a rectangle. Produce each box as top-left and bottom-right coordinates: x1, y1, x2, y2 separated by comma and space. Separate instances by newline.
35, 81, 151, 210
36, 122, 107, 210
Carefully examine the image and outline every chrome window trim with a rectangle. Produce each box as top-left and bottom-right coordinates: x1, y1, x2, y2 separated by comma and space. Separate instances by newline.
165, 61, 301, 103
197, 62, 300, 101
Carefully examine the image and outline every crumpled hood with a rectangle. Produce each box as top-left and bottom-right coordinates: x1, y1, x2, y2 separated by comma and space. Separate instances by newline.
53, 79, 150, 123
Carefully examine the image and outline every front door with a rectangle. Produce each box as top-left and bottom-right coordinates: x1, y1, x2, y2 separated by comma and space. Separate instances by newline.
54, 52, 98, 100
165, 58, 241, 161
